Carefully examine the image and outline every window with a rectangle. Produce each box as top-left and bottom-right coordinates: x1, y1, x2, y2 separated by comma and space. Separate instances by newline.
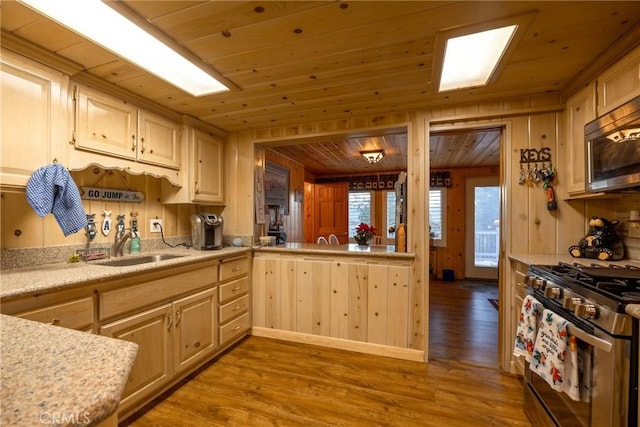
348, 192, 371, 238
348, 191, 396, 242
429, 189, 446, 246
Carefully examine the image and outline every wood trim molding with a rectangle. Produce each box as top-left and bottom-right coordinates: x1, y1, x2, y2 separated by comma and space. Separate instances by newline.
250, 327, 425, 362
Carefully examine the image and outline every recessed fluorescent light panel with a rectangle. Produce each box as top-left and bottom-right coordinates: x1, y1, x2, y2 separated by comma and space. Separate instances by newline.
18, 0, 229, 96
439, 25, 517, 92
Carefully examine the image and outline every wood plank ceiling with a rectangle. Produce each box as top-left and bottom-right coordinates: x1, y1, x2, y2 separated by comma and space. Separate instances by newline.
2, 1, 640, 175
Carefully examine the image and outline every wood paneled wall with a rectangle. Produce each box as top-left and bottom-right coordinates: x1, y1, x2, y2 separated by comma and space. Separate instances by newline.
264, 149, 305, 243
0, 168, 205, 251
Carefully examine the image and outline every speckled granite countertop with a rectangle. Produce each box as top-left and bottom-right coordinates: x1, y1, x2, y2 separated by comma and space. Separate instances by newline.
255, 243, 414, 259
509, 253, 640, 268
0, 314, 138, 426
0, 246, 251, 300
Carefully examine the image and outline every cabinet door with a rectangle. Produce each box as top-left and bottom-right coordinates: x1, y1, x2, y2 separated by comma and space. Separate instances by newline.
173, 288, 218, 374
137, 110, 180, 169
76, 86, 138, 160
100, 304, 172, 411
193, 129, 224, 204
597, 45, 640, 115
565, 83, 596, 194
1, 52, 66, 188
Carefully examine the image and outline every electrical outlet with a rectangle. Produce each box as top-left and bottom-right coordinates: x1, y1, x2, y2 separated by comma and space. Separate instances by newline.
629, 221, 640, 239
150, 219, 163, 233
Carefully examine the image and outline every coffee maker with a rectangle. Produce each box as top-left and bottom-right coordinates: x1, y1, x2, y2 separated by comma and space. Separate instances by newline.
191, 213, 223, 250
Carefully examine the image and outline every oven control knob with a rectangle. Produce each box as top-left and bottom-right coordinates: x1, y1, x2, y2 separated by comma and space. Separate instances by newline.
575, 303, 597, 320
563, 297, 581, 310
544, 286, 561, 299
525, 276, 545, 289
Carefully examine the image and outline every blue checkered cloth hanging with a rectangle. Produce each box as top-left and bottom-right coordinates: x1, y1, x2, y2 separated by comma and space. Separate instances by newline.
26, 163, 87, 236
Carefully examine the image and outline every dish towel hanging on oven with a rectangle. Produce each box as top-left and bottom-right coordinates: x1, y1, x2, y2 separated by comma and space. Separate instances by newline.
513, 294, 542, 362
563, 335, 592, 402
530, 309, 570, 393
26, 163, 87, 236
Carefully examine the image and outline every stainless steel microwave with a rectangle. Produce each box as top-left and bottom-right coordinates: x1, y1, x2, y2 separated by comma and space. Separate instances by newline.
585, 95, 640, 192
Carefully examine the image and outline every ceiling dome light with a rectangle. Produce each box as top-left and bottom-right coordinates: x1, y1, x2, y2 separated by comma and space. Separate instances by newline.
361, 150, 384, 164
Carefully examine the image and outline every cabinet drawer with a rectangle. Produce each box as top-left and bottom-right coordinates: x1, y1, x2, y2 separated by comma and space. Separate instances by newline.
17, 297, 93, 330
219, 312, 249, 345
219, 294, 249, 324
100, 265, 218, 321
220, 256, 249, 282
219, 277, 249, 304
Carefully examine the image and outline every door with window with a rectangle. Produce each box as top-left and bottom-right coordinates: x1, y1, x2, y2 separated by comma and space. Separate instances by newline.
464, 177, 500, 279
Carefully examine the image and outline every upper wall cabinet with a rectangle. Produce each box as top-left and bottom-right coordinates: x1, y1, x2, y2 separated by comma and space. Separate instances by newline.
564, 82, 596, 195
597, 44, 640, 115
1, 50, 69, 189
161, 127, 224, 205
70, 85, 182, 184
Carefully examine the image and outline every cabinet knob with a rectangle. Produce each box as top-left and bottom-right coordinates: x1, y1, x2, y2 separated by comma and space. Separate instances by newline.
232, 266, 241, 272
51, 318, 60, 326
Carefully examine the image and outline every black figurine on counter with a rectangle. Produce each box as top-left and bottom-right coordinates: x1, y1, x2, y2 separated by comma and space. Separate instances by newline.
568, 216, 624, 261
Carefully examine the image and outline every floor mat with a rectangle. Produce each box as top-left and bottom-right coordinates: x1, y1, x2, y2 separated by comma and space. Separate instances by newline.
488, 298, 499, 311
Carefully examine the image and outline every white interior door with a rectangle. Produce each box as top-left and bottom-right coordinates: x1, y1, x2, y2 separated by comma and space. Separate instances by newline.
465, 177, 500, 280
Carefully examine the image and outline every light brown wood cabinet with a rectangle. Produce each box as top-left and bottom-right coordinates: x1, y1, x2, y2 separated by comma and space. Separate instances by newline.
100, 303, 173, 412
564, 82, 596, 195
17, 297, 94, 332
98, 262, 219, 416
70, 84, 182, 183
0, 50, 69, 189
253, 253, 411, 351
173, 288, 218, 374
218, 255, 251, 345
510, 260, 529, 376
1, 287, 95, 332
161, 127, 224, 205
597, 44, 640, 115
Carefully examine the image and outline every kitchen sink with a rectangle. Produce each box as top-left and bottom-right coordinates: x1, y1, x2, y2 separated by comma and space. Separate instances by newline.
97, 254, 186, 267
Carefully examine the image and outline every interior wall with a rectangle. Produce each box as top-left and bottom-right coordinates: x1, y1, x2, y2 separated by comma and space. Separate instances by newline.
264, 149, 305, 243
430, 166, 499, 280
0, 167, 203, 253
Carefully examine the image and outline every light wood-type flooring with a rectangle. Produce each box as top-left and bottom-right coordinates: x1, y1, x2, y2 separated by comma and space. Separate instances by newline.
123, 279, 530, 426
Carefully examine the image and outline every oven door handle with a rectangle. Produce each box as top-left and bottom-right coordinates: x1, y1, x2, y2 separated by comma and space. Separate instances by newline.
567, 324, 612, 353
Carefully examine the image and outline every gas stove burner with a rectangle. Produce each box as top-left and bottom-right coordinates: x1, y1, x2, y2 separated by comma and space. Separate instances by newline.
622, 292, 640, 302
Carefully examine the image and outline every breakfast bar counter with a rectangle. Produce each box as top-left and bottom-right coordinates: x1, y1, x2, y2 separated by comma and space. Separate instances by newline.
255, 242, 415, 259
0, 314, 138, 426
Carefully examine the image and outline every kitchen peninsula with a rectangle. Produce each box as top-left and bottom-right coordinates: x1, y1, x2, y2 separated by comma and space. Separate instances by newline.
252, 243, 422, 361
0, 247, 252, 422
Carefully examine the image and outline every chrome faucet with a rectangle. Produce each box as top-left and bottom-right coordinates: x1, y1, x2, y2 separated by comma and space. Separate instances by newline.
112, 227, 132, 257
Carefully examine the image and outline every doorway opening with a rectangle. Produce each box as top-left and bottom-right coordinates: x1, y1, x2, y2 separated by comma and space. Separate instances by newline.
428, 125, 503, 368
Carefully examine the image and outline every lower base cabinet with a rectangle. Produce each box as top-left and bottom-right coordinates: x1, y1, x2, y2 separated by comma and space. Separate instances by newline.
253, 254, 411, 349
100, 304, 173, 411
100, 287, 219, 415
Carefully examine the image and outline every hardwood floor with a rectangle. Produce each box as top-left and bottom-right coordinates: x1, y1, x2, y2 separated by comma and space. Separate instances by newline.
429, 279, 500, 368
122, 278, 529, 426
123, 335, 529, 426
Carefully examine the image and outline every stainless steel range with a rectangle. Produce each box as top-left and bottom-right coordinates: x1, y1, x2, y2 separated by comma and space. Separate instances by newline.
523, 262, 639, 427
